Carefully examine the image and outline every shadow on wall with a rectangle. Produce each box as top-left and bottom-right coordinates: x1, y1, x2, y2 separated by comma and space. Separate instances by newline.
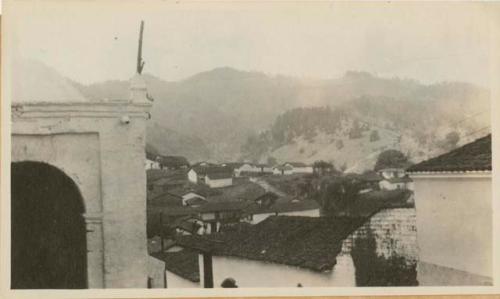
350, 228, 418, 286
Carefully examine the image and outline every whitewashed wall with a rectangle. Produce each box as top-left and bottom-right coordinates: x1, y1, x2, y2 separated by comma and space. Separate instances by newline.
210, 254, 355, 287
147, 256, 165, 288
206, 177, 233, 188
410, 173, 492, 283
187, 169, 198, 183
165, 270, 200, 288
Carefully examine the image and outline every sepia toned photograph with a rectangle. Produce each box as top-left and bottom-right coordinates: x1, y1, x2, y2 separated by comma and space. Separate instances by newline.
1, 0, 499, 297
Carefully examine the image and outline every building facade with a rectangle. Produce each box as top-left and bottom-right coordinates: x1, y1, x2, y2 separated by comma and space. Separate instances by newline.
11, 61, 152, 288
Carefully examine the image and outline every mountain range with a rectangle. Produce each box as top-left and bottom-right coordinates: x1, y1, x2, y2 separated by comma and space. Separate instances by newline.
72, 68, 491, 171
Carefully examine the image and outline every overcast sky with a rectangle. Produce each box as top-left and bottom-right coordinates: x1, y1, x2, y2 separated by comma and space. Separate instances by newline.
4, 1, 497, 86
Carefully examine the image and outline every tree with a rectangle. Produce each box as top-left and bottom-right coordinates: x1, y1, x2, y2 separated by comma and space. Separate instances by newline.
443, 131, 460, 150
374, 150, 410, 171
317, 177, 361, 215
370, 130, 380, 142
313, 160, 335, 175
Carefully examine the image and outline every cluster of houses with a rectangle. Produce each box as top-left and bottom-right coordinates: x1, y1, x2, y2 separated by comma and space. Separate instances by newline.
147, 134, 492, 288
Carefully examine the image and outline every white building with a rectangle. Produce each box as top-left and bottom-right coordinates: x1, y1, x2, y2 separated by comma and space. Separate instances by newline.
205, 172, 233, 188
145, 159, 160, 170
379, 176, 413, 191
284, 162, 314, 174
188, 165, 233, 188
246, 199, 320, 224
407, 134, 492, 286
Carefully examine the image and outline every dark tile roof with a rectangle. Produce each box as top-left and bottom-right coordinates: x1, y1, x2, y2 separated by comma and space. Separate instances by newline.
185, 197, 207, 206
206, 171, 233, 180
149, 192, 183, 206
407, 134, 491, 173
246, 199, 320, 215
386, 176, 413, 184
151, 249, 200, 282
192, 165, 233, 177
197, 201, 250, 213
176, 215, 367, 272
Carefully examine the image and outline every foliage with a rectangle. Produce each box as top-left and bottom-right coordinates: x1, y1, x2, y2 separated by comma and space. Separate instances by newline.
313, 160, 336, 175
315, 176, 362, 215
351, 229, 418, 286
441, 131, 460, 151
370, 130, 380, 142
373, 150, 410, 171
349, 120, 363, 139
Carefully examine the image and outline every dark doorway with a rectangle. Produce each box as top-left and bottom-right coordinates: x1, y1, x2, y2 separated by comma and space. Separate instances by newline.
11, 161, 87, 289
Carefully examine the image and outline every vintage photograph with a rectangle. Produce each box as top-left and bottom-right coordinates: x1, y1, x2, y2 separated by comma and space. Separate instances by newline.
1, 0, 498, 295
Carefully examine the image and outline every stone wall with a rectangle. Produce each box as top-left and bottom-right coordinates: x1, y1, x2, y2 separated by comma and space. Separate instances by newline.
342, 208, 418, 262
342, 208, 418, 286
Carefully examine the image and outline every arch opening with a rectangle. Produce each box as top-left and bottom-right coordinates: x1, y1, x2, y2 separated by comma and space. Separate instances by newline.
11, 161, 88, 289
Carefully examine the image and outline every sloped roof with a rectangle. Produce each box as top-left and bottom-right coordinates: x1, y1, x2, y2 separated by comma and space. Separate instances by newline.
407, 134, 491, 173
151, 249, 200, 282
176, 215, 367, 272
12, 59, 89, 103
386, 176, 413, 184
206, 171, 233, 180
246, 199, 320, 215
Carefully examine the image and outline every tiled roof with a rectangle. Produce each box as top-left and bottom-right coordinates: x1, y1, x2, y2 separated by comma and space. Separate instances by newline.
151, 249, 200, 282
185, 197, 207, 206
206, 171, 233, 180
386, 176, 412, 184
176, 215, 367, 272
407, 134, 491, 173
246, 199, 320, 215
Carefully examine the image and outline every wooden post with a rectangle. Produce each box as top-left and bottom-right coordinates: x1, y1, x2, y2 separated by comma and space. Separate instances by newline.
159, 212, 164, 252
203, 252, 214, 288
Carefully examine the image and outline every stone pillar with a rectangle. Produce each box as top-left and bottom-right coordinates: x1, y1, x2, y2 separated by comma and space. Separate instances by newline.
83, 212, 105, 288
130, 73, 148, 103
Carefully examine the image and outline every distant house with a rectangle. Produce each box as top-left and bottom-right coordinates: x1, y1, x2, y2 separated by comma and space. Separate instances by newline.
379, 176, 413, 191
188, 165, 233, 188
283, 162, 314, 174
377, 167, 406, 180
377, 167, 412, 190
407, 134, 492, 286
196, 201, 250, 233
157, 155, 190, 170
245, 198, 320, 224
169, 189, 208, 207
145, 159, 161, 170
232, 163, 273, 177
272, 165, 294, 175
205, 170, 233, 188
358, 172, 382, 193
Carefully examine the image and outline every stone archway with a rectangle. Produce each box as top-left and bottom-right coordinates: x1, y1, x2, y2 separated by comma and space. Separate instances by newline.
11, 161, 87, 289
